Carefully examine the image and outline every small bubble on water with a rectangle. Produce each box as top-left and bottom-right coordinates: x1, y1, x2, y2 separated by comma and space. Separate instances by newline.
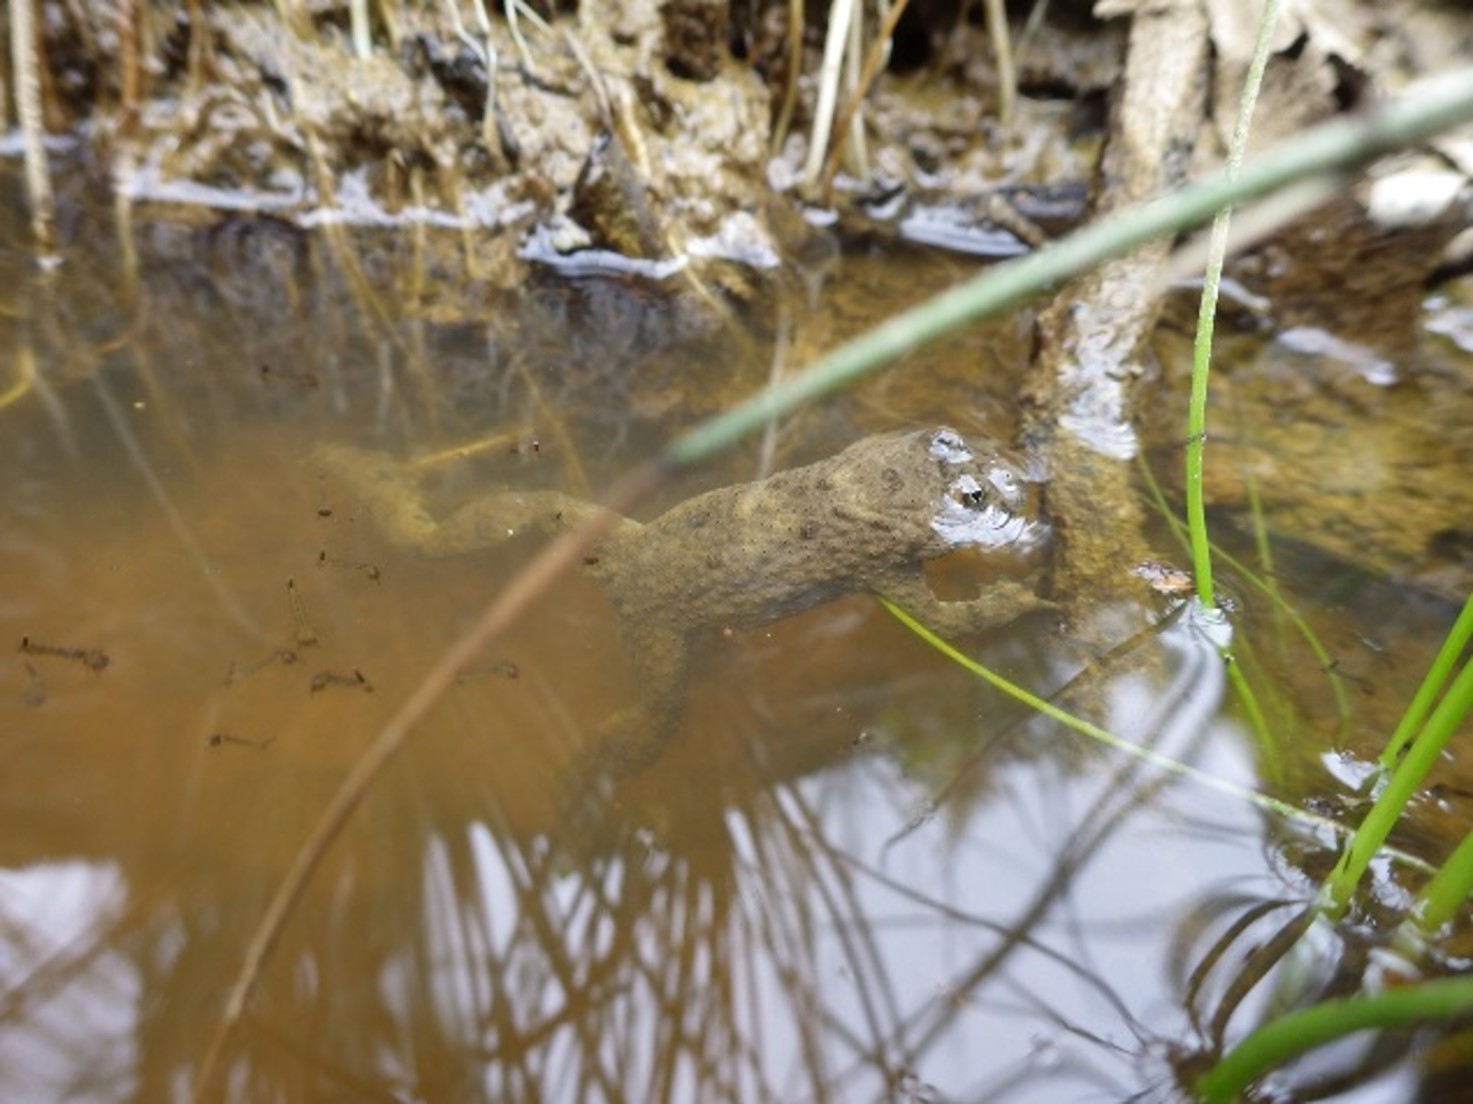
896, 1069, 939, 1102
1029, 1034, 1061, 1070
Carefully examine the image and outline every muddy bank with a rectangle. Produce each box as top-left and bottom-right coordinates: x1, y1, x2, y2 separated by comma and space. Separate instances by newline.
8, 0, 1113, 285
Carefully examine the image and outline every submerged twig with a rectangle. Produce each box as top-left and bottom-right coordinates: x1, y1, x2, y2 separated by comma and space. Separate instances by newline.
0, 343, 36, 413
407, 427, 531, 471
511, 353, 592, 498
286, 578, 319, 647
755, 300, 794, 479
19, 635, 110, 672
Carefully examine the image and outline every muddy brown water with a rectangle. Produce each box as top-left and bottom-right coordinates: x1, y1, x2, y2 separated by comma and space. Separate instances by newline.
1, 188, 1468, 1102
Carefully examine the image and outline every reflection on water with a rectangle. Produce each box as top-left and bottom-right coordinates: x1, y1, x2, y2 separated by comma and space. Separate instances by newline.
0, 183, 1466, 1102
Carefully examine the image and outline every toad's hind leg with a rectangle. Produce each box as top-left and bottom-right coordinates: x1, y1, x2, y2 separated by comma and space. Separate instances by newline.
556, 625, 690, 845
312, 443, 612, 557
585, 625, 690, 778
313, 444, 442, 551
426, 490, 615, 556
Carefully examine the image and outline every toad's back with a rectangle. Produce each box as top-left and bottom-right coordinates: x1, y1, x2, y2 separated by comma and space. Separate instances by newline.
593, 429, 1032, 632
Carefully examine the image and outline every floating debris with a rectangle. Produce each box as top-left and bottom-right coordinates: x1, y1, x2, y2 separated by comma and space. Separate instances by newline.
456, 660, 520, 683
19, 635, 110, 672
286, 578, 319, 647
258, 362, 320, 389
224, 649, 299, 686
317, 550, 381, 582
1132, 560, 1195, 598
207, 732, 275, 751
310, 668, 373, 695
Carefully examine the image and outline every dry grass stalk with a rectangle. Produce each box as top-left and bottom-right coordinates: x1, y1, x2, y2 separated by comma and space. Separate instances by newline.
819, 0, 914, 200
9, 0, 56, 256
983, 0, 1016, 127
800, 0, 858, 193
770, 0, 805, 156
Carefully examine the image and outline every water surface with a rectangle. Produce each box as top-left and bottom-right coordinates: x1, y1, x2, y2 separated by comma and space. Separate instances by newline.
1, 179, 1466, 1102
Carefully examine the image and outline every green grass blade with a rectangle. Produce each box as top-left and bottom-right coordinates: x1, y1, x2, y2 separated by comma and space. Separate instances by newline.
1195, 975, 1473, 1104
1380, 594, 1473, 768
1408, 824, 1473, 940
876, 596, 1429, 873
1322, 654, 1473, 918
1186, 0, 1280, 612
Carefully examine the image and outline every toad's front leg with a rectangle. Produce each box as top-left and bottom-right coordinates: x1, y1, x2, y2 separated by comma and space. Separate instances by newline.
873, 570, 1054, 639
578, 622, 691, 779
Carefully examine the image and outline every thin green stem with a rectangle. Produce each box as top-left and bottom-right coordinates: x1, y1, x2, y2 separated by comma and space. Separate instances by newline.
1196, 976, 1473, 1104
1321, 655, 1473, 918
877, 597, 1429, 873
1380, 594, 1473, 768
1410, 822, 1473, 938
1244, 472, 1276, 582
1225, 659, 1279, 782
1187, 0, 1279, 610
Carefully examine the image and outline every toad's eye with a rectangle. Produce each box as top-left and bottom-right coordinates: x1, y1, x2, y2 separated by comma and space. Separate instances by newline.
933, 471, 1039, 550
948, 475, 989, 509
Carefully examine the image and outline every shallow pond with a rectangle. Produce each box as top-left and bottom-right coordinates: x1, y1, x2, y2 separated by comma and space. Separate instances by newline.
1, 177, 1468, 1102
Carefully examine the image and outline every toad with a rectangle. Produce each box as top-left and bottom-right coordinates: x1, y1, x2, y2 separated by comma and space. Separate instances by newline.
314, 427, 1051, 779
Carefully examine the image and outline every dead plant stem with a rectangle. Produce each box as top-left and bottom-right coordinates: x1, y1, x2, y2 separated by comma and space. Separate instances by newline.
10, 0, 56, 256
770, 0, 804, 156
820, 0, 913, 200
982, 0, 1015, 127
801, 0, 856, 192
